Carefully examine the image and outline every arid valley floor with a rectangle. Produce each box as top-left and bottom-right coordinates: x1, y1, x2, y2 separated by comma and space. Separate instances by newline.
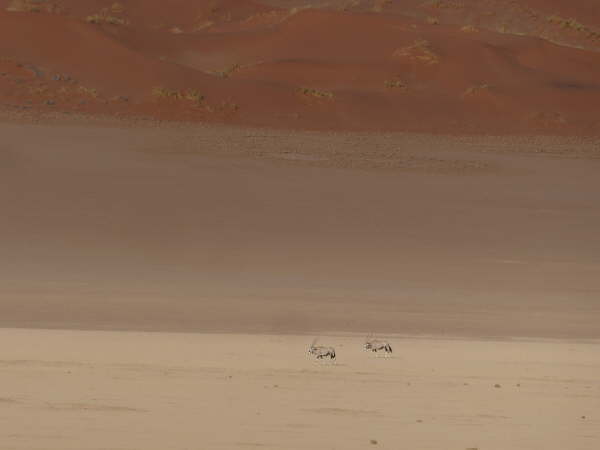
2, 0, 600, 448
1, 121, 600, 449
1, 329, 598, 450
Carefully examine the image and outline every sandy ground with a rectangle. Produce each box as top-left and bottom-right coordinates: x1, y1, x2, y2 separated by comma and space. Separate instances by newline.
0, 328, 598, 450
3, 2, 599, 446
2, 122, 599, 448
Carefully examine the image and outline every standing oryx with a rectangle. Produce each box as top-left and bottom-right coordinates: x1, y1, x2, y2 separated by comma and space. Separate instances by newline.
308, 338, 336, 360
364, 334, 393, 355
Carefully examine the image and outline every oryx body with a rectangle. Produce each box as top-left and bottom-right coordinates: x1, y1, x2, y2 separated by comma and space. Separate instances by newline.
308, 339, 336, 360
364, 337, 392, 354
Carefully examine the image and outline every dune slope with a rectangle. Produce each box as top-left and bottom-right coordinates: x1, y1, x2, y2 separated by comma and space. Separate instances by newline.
1, 0, 600, 133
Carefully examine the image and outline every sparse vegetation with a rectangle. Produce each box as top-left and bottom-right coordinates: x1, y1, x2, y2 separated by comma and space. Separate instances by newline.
547, 15, 585, 31
372, 0, 391, 13
384, 79, 406, 89
338, 0, 360, 12
528, 111, 566, 126
152, 87, 182, 99
298, 87, 334, 99
110, 2, 124, 14
241, 10, 282, 26
546, 15, 600, 40
192, 19, 214, 32
86, 7, 127, 25
78, 86, 98, 98
462, 84, 492, 97
393, 39, 440, 65
6, 0, 47, 13
184, 89, 204, 103
460, 25, 478, 33
213, 64, 241, 79
430, 0, 464, 9
152, 87, 205, 105
85, 13, 100, 23
24, 80, 108, 104
86, 14, 126, 25
204, 100, 240, 114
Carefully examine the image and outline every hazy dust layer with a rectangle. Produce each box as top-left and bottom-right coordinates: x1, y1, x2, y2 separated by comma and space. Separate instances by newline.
1, 123, 600, 338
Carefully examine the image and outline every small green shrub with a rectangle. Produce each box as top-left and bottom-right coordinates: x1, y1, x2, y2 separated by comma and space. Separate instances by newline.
152, 87, 205, 105
298, 87, 334, 99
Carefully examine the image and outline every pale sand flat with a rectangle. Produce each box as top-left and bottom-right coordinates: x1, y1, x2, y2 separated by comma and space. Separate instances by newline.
0, 328, 598, 450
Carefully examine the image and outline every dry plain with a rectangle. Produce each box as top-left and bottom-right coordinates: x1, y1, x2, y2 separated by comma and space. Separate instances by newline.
0, 329, 598, 450
2, 1, 600, 448
1, 122, 600, 449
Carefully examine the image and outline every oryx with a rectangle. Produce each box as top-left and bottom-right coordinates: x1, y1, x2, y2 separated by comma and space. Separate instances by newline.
308, 338, 336, 360
364, 334, 393, 355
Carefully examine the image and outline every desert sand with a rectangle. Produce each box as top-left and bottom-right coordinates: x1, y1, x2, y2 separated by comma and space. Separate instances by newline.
2, 109, 600, 450
2, 1, 600, 448
0, 328, 598, 450
2, 120, 599, 448
0, 120, 598, 447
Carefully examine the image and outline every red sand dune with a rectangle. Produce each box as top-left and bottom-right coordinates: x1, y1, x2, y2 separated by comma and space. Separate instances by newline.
1, 0, 599, 133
